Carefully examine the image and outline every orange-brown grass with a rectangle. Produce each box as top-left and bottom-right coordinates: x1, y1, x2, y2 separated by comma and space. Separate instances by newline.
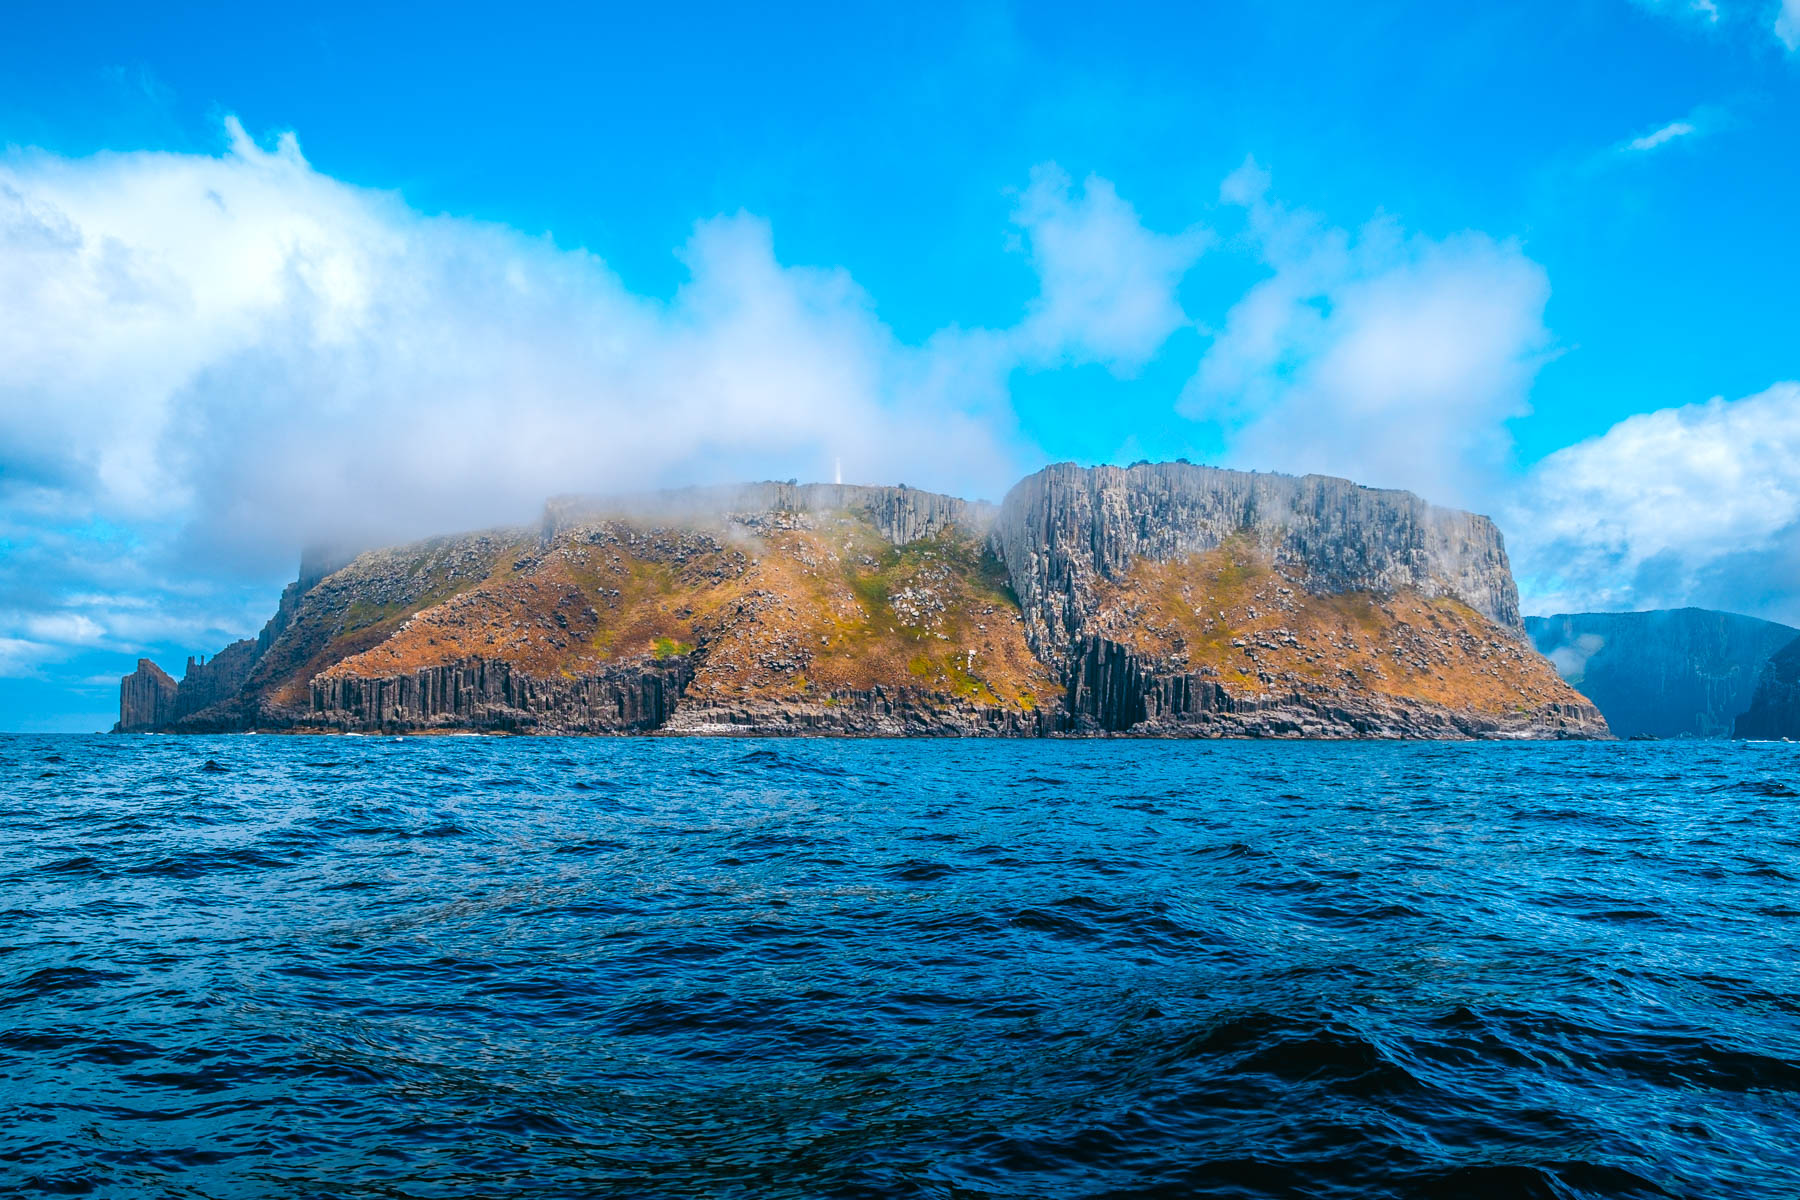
681, 518, 1051, 710
1092, 540, 1590, 717
317, 524, 746, 683
318, 512, 1054, 712
263, 535, 533, 706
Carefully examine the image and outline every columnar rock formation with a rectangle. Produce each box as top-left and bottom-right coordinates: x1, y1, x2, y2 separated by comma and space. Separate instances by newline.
116, 659, 178, 732
990, 462, 1521, 658
311, 657, 692, 733
118, 464, 1606, 739
173, 641, 260, 722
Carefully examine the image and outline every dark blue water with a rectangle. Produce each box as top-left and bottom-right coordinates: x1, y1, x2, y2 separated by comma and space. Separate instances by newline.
3, 736, 1799, 1198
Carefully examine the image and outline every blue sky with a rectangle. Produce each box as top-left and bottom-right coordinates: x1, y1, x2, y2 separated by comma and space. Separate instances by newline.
3, 0, 1798, 730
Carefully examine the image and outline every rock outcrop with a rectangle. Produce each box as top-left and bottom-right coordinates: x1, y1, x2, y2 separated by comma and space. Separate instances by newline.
1059, 634, 1598, 739
990, 462, 1521, 659
1735, 634, 1800, 739
1527, 609, 1799, 738
119, 466, 1604, 740
310, 656, 693, 734
116, 659, 178, 732
172, 640, 260, 722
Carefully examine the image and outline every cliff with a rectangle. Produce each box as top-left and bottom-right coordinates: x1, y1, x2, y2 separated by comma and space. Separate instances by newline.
1734, 633, 1800, 739
1526, 609, 1798, 738
120, 465, 1605, 739
172, 641, 260, 722
991, 462, 1521, 657
992, 463, 1587, 738
115, 659, 177, 731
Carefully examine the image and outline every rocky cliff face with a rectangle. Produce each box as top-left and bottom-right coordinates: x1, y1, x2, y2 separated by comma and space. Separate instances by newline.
990, 462, 1521, 659
1735, 634, 1800, 739
120, 466, 1603, 739
310, 656, 692, 733
116, 659, 178, 731
1526, 609, 1798, 738
171, 641, 260, 722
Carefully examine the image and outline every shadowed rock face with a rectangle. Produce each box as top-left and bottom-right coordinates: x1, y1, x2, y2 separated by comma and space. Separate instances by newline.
172, 641, 259, 723
990, 462, 1521, 660
1736, 634, 1800, 739
1527, 609, 1799, 738
119, 465, 1603, 739
310, 657, 693, 733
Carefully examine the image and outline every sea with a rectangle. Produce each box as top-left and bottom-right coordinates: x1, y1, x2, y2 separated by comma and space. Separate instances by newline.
2, 735, 1798, 1199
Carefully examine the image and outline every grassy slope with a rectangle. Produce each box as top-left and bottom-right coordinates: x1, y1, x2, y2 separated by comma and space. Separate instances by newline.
1089, 539, 1590, 718
313, 511, 1053, 714
254, 533, 533, 708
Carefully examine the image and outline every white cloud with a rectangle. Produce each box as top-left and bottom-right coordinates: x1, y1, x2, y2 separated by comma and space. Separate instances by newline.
1509, 383, 1800, 622
1632, 0, 1800, 50
18, 614, 106, 646
0, 122, 1017, 559
1008, 164, 1208, 373
0, 125, 1210, 568
1179, 159, 1551, 504
0, 638, 56, 679
1547, 633, 1608, 681
1627, 120, 1698, 151
1779, 0, 1800, 49
0, 123, 1206, 666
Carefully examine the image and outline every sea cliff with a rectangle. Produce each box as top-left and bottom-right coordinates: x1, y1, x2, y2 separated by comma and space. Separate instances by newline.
117, 463, 1606, 739
1735, 633, 1800, 739
1527, 608, 1798, 738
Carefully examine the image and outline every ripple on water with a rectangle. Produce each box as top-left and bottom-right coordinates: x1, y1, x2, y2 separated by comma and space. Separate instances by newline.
2, 735, 1799, 1199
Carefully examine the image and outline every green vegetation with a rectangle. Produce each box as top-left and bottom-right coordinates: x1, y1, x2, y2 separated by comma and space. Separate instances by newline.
651, 636, 694, 660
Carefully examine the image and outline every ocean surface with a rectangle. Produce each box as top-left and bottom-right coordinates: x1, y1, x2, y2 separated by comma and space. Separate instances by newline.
3, 736, 1798, 1199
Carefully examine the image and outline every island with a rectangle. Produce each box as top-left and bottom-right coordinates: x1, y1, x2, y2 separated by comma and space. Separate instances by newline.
118, 462, 1606, 739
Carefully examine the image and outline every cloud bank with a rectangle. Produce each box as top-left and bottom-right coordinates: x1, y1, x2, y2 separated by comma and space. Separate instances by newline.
1510, 383, 1800, 623
0, 121, 1206, 676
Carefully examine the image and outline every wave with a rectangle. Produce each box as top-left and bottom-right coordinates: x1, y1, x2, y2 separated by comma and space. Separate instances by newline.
2, 735, 1798, 1197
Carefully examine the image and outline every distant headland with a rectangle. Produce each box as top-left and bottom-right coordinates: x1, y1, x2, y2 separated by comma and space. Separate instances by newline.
117, 462, 1606, 739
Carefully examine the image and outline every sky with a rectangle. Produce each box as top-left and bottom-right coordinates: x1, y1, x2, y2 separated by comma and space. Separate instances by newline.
2, 0, 1797, 731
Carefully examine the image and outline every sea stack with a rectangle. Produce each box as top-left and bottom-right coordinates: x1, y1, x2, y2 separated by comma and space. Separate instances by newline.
115, 660, 178, 732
